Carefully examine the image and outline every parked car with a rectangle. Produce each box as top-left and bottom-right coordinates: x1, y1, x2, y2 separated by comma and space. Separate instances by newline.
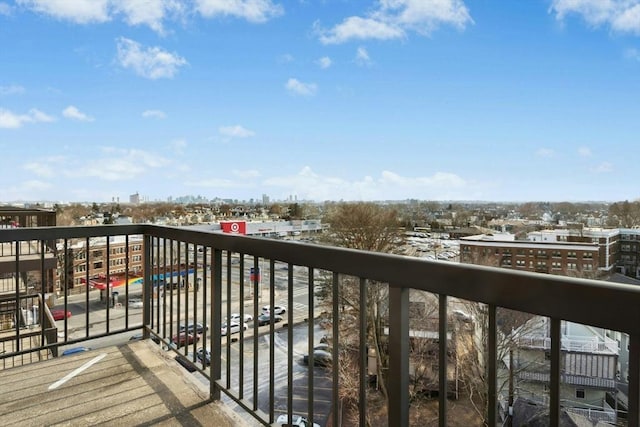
261, 305, 286, 315
302, 349, 332, 367
196, 347, 210, 366
128, 298, 143, 309
51, 309, 72, 320
275, 414, 321, 427
221, 322, 247, 335
313, 343, 331, 352
256, 313, 283, 326
172, 332, 200, 348
179, 322, 208, 335
230, 313, 253, 323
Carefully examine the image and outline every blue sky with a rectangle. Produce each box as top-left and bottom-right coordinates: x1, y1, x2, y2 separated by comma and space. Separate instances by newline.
1, 0, 639, 204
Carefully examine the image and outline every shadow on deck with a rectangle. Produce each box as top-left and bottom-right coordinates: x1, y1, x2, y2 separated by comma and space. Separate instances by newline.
0, 340, 247, 426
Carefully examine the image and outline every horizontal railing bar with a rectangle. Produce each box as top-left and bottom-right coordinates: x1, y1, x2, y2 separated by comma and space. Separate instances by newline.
3, 224, 640, 336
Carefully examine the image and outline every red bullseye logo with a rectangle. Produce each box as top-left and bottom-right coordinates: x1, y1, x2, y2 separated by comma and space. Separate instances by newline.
231, 223, 239, 233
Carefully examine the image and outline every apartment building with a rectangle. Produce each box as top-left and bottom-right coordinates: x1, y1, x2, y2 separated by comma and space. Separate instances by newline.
459, 230, 625, 423
618, 228, 640, 279
528, 228, 619, 273
459, 233, 601, 278
56, 235, 144, 295
511, 317, 619, 423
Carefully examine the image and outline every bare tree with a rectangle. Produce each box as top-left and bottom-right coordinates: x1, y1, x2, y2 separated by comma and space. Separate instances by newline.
320, 202, 401, 424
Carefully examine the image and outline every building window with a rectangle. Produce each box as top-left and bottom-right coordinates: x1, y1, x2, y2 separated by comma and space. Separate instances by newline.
583, 253, 593, 259
552, 262, 561, 269
567, 251, 577, 258
551, 251, 561, 258
583, 264, 592, 271
567, 263, 577, 270
576, 389, 585, 399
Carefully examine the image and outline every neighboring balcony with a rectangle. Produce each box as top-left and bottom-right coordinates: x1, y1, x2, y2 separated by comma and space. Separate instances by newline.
1, 224, 640, 427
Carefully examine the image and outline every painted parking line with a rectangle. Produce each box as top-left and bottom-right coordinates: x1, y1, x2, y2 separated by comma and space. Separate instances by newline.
48, 353, 107, 390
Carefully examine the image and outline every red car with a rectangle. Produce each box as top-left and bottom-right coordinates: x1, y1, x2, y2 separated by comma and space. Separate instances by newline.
51, 309, 72, 320
172, 332, 200, 348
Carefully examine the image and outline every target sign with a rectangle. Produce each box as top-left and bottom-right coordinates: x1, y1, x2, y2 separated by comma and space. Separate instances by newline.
221, 221, 246, 235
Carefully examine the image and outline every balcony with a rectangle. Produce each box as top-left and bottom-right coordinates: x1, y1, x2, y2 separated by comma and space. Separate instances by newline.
1, 224, 640, 426
515, 335, 619, 355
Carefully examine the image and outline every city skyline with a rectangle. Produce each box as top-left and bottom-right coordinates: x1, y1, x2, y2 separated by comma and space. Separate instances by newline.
1, 1, 640, 203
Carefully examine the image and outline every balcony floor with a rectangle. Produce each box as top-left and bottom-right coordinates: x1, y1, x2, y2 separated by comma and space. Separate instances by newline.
0, 340, 246, 426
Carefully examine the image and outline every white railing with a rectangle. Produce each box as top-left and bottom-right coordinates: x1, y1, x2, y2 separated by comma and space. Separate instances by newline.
515, 335, 618, 355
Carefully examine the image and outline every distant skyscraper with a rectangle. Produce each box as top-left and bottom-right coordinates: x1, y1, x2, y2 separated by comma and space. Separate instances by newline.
262, 194, 270, 205
129, 192, 140, 205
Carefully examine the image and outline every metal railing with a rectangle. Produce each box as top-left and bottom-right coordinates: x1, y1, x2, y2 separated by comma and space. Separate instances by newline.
515, 335, 619, 354
1, 224, 640, 427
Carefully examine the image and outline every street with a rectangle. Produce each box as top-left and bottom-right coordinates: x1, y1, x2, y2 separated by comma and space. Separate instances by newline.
50, 256, 333, 425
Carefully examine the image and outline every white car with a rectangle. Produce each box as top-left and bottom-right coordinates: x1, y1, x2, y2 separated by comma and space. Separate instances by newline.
276, 414, 320, 427
262, 305, 286, 315
221, 322, 248, 336
230, 313, 253, 323
128, 298, 143, 309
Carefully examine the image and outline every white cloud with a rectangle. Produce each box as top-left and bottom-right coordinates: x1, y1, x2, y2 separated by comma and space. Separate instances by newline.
317, 0, 473, 44
593, 161, 613, 173
30, 109, 56, 123
185, 177, 246, 188
23, 156, 66, 178
64, 147, 171, 181
355, 47, 372, 66
195, 0, 283, 23
536, 148, 555, 158
317, 16, 405, 44
170, 139, 187, 154
550, 0, 640, 34
19, 0, 284, 32
316, 56, 332, 69
278, 53, 294, 64
0, 2, 12, 15
263, 167, 472, 201
624, 47, 640, 61
18, 0, 182, 32
233, 169, 260, 178
0, 85, 24, 95
17, 0, 111, 24
219, 125, 255, 138
63, 105, 94, 122
285, 78, 317, 96
21, 179, 53, 191
116, 37, 187, 79
578, 146, 592, 157
0, 108, 54, 128
112, 0, 183, 34
142, 109, 167, 119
